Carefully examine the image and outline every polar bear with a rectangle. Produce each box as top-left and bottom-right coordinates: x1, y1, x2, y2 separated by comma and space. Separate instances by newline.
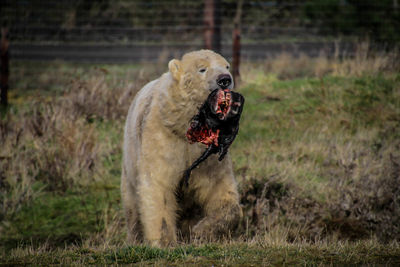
121, 50, 241, 247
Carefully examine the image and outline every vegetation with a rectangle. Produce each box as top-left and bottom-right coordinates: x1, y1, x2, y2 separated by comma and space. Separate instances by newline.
1, 48, 400, 264
303, 0, 400, 44
3, 242, 400, 265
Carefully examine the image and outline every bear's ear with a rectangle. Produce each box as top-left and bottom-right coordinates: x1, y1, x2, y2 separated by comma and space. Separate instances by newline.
168, 59, 181, 81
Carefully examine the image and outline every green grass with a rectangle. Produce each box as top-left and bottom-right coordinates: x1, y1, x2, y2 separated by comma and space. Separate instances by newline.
2, 242, 400, 265
234, 73, 400, 193
1, 57, 400, 265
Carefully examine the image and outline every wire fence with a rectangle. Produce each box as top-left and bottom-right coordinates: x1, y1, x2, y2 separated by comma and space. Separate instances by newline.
1, 0, 399, 62
1, 0, 399, 107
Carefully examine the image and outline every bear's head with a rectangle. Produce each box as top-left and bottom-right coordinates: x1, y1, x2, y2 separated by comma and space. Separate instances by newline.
168, 50, 234, 106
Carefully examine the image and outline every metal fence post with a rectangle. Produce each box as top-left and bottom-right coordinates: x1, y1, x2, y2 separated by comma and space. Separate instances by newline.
204, 0, 221, 53
1, 27, 9, 107
232, 0, 243, 86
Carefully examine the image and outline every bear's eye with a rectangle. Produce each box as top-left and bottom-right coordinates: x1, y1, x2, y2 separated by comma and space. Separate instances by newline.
226, 65, 230, 70
199, 68, 207, 73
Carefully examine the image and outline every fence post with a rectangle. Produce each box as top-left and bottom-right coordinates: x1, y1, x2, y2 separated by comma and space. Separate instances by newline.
1, 27, 9, 107
232, 0, 243, 86
204, 0, 221, 53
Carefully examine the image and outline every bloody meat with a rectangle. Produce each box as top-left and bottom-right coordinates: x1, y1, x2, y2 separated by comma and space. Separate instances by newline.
184, 88, 245, 185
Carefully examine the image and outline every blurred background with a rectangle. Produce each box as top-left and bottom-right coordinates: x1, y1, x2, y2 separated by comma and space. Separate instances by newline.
2, 0, 400, 63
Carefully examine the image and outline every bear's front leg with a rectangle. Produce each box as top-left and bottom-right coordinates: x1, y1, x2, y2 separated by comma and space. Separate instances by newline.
190, 155, 242, 239
137, 177, 179, 247
131, 115, 189, 247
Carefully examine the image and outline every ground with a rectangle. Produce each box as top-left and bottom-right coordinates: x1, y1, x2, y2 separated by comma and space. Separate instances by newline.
1, 50, 400, 264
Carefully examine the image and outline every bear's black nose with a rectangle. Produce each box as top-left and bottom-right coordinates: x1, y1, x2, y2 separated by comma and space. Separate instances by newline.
217, 74, 232, 88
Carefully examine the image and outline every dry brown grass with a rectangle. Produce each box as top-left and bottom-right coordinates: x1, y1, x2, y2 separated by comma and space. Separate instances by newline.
242, 42, 399, 80
235, 44, 400, 244
0, 67, 145, 221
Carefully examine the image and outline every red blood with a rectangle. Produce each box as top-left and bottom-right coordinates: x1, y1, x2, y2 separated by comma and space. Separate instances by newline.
215, 89, 232, 119
186, 125, 219, 146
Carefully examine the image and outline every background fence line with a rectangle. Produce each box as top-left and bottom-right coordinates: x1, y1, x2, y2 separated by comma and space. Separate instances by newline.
1, 0, 399, 63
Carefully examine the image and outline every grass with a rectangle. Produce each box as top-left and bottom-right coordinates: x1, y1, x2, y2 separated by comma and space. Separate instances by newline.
3, 242, 400, 265
235, 72, 400, 242
1, 48, 400, 264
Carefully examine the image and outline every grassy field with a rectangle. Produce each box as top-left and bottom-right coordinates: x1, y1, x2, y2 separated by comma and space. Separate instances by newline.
1, 48, 400, 265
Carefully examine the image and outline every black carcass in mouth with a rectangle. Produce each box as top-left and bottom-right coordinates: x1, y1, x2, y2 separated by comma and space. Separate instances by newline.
184, 88, 245, 185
